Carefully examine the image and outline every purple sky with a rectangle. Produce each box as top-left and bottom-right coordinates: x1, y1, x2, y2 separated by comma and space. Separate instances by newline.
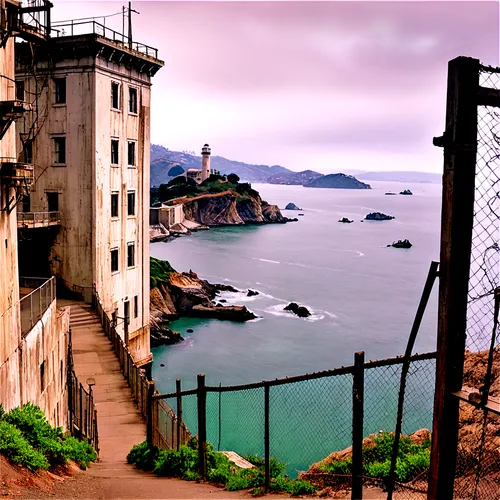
52, 1, 499, 173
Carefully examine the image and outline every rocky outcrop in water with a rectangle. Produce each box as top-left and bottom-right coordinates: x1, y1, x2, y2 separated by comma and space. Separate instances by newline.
389, 239, 412, 249
365, 212, 395, 221
304, 173, 371, 190
284, 202, 301, 210
338, 218, 353, 223
284, 302, 311, 318
400, 189, 413, 195
247, 289, 259, 297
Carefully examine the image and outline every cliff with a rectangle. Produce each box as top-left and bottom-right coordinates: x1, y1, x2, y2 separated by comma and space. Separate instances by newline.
304, 173, 371, 189
150, 258, 256, 345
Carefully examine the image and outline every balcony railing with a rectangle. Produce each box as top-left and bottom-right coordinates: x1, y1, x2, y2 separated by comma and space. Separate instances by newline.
19, 276, 56, 337
17, 211, 61, 229
51, 20, 159, 59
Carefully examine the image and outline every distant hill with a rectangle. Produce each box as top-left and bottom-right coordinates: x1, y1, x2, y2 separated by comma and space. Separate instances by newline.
304, 173, 371, 190
150, 144, 294, 186
355, 171, 442, 184
267, 169, 324, 185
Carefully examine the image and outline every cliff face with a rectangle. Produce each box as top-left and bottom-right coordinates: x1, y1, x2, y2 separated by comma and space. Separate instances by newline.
174, 189, 290, 226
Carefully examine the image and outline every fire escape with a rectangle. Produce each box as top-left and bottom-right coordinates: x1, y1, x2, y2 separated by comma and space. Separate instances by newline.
0, 0, 51, 213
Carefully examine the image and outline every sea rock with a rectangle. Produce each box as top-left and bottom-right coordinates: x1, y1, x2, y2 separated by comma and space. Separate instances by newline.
247, 289, 259, 297
365, 212, 395, 221
186, 329, 193, 333
285, 202, 301, 210
338, 217, 353, 223
284, 302, 311, 318
150, 325, 184, 347
385, 192, 397, 196
390, 239, 412, 249
189, 304, 257, 322
219, 299, 227, 303
400, 189, 413, 195
298, 213, 304, 216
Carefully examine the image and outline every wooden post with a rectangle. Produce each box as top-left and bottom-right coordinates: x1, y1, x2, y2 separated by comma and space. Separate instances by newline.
428, 56, 480, 500
264, 384, 270, 490
176, 379, 182, 451
197, 374, 207, 479
352, 351, 365, 500
146, 381, 155, 445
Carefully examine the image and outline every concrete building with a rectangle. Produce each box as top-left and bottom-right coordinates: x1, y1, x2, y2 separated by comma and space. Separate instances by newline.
0, 0, 69, 426
15, 22, 163, 367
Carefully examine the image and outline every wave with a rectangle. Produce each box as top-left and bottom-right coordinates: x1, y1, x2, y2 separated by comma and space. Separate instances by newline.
251, 257, 281, 264
263, 304, 325, 322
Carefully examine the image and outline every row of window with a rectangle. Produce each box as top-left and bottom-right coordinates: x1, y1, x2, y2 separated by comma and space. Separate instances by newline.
111, 243, 136, 272
111, 191, 135, 217
111, 139, 137, 167
16, 78, 139, 114
112, 297, 139, 326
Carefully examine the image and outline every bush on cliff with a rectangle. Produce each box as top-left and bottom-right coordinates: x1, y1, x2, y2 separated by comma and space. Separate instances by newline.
0, 404, 96, 471
127, 438, 316, 496
150, 257, 176, 289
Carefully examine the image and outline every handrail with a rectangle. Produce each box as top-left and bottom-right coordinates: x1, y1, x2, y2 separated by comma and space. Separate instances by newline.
19, 276, 56, 337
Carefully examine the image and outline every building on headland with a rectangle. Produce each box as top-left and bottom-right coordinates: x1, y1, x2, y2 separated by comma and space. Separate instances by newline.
184, 143, 220, 184
0, 0, 69, 427
15, 18, 164, 367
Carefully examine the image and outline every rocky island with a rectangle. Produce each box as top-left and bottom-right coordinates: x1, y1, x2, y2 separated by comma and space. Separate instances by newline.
390, 239, 412, 248
400, 189, 413, 195
338, 217, 353, 223
364, 212, 395, 221
284, 202, 301, 210
304, 173, 371, 190
150, 257, 256, 346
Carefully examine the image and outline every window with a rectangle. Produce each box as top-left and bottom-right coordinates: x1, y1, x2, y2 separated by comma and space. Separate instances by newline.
40, 361, 45, 393
129, 87, 138, 114
127, 242, 135, 267
111, 81, 120, 109
111, 248, 119, 273
127, 191, 135, 216
16, 80, 24, 101
47, 192, 59, 212
111, 139, 119, 165
134, 296, 138, 318
54, 78, 66, 104
127, 141, 136, 166
24, 139, 32, 163
111, 192, 119, 218
53, 137, 66, 164
22, 195, 30, 213
124, 300, 130, 325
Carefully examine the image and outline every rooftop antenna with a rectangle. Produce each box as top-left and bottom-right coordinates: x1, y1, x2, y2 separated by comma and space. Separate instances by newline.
128, 2, 139, 49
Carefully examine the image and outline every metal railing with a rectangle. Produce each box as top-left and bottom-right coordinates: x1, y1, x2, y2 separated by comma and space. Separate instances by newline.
51, 20, 159, 59
17, 211, 61, 228
19, 276, 55, 337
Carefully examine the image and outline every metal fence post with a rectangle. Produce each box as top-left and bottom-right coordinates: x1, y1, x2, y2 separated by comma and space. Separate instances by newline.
79, 383, 83, 438
146, 381, 155, 445
197, 374, 207, 479
176, 379, 182, 451
352, 351, 365, 500
264, 384, 270, 490
429, 56, 480, 500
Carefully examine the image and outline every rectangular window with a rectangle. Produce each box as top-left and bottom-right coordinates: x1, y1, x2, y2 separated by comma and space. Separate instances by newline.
127, 141, 136, 166
40, 361, 45, 393
53, 137, 66, 164
111, 192, 119, 218
129, 87, 138, 114
22, 195, 30, 213
47, 192, 59, 212
127, 191, 135, 216
134, 296, 138, 318
124, 300, 130, 325
111, 248, 119, 273
54, 78, 66, 104
111, 139, 119, 165
127, 242, 135, 267
111, 81, 120, 110
16, 80, 24, 101
24, 139, 33, 163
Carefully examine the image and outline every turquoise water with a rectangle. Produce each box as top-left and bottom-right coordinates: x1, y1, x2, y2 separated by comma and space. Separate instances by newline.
150, 181, 441, 473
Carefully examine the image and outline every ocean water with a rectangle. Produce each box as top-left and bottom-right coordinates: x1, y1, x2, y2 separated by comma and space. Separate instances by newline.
150, 181, 442, 472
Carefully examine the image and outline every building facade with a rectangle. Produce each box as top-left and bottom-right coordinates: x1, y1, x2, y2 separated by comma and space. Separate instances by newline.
16, 29, 163, 366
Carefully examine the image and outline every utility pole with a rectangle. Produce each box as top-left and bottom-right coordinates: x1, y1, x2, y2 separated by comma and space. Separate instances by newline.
127, 2, 139, 49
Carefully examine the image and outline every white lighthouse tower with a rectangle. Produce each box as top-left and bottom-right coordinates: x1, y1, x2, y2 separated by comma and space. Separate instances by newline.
201, 143, 211, 181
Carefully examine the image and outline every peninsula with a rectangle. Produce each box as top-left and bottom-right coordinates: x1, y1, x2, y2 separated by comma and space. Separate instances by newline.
304, 173, 371, 189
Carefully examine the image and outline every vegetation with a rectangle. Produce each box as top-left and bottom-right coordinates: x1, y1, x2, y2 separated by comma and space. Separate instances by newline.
167, 165, 185, 177
150, 257, 176, 289
127, 438, 316, 496
320, 432, 431, 484
0, 404, 96, 472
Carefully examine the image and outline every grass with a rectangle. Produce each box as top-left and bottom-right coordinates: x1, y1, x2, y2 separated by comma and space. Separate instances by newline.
127, 438, 317, 496
0, 403, 96, 471
150, 257, 176, 289
320, 431, 431, 483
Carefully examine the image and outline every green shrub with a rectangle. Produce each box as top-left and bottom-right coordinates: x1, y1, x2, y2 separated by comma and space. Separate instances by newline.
127, 440, 159, 471
62, 436, 97, 469
150, 257, 176, 289
321, 457, 352, 475
0, 421, 49, 471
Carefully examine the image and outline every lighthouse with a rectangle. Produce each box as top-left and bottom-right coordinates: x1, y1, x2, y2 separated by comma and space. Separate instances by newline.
201, 143, 211, 181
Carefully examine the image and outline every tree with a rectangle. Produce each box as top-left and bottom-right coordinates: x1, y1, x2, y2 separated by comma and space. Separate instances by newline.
227, 173, 240, 184
168, 165, 185, 177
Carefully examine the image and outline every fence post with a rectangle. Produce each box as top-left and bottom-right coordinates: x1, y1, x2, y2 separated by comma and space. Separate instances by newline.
429, 56, 480, 500
176, 379, 182, 451
146, 381, 154, 445
197, 374, 207, 479
94, 409, 99, 457
264, 384, 270, 490
352, 351, 365, 500
79, 383, 83, 438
